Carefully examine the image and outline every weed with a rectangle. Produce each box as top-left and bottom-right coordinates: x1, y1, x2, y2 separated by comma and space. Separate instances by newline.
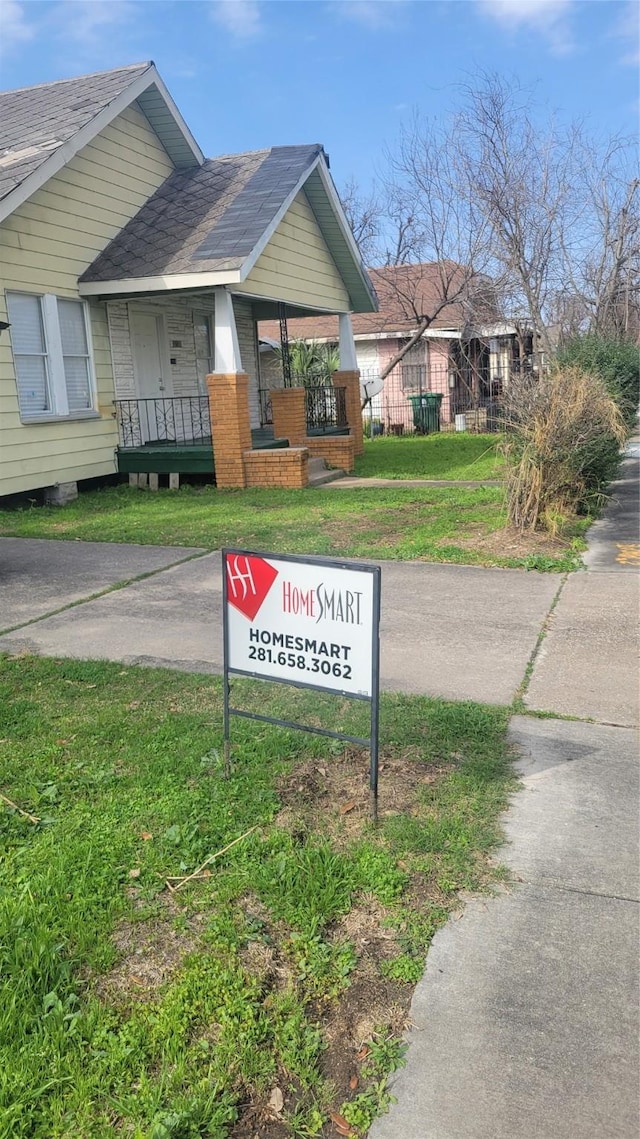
0, 655, 512, 1137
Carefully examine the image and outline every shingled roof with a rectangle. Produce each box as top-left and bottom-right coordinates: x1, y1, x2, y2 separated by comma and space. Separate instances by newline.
260, 263, 492, 341
0, 62, 202, 217
0, 64, 149, 203
80, 145, 325, 280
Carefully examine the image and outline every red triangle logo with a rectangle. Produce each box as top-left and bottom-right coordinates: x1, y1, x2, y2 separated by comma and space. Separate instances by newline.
226, 554, 278, 621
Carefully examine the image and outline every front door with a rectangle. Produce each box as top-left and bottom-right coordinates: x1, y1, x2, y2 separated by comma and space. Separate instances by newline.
130, 310, 171, 442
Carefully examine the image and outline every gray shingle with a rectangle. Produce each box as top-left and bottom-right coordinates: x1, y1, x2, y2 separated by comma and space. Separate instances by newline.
80, 144, 323, 283
0, 63, 153, 203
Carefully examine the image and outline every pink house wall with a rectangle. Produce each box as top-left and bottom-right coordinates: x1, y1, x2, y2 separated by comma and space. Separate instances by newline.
377, 337, 453, 432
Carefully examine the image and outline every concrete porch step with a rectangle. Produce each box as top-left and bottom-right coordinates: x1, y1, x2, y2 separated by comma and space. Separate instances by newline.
307, 456, 346, 487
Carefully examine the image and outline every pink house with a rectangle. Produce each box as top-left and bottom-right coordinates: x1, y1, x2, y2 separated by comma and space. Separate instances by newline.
261, 263, 531, 434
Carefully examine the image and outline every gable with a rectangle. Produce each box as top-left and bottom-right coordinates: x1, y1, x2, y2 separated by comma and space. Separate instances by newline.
0, 103, 175, 295
0, 63, 202, 225
239, 190, 351, 312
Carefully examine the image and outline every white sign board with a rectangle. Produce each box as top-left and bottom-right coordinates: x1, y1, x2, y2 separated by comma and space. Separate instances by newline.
223, 550, 379, 698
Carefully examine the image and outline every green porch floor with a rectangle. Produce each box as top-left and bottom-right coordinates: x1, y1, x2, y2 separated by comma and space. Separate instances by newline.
117, 431, 289, 476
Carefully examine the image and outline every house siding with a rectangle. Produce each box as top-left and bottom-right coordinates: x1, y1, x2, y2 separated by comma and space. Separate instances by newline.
233, 297, 260, 428
240, 191, 351, 312
0, 102, 175, 496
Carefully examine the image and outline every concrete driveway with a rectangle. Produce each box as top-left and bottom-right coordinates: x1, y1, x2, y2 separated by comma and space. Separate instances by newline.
0, 537, 560, 706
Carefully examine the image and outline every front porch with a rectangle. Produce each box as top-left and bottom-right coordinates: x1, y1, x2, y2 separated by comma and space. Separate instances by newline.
109, 291, 361, 486
113, 395, 290, 476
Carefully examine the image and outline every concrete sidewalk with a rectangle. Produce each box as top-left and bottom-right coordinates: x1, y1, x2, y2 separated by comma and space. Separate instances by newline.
0, 542, 558, 706
0, 450, 638, 1138
371, 450, 640, 1139
371, 716, 639, 1139
526, 450, 640, 727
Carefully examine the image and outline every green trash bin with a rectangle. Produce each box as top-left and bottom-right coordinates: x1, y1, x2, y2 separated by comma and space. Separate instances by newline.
408, 392, 443, 434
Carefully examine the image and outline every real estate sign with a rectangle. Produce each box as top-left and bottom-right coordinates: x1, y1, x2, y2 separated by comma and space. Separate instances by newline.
223, 550, 379, 698
222, 549, 382, 817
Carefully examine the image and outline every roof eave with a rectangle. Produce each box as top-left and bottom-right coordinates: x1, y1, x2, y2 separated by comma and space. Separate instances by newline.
78, 268, 243, 297
236, 152, 378, 315
313, 158, 378, 313
0, 63, 203, 226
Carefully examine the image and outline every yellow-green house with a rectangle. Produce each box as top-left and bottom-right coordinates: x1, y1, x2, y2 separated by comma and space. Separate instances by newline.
0, 62, 376, 500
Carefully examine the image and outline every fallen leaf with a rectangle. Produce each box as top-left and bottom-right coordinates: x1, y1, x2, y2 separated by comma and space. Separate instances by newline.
268, 1087, 284, 1115
349, 1074, 358, 1090
330, 1112, 353, 1136
397, 859, 408, 869
55, 739, 69, 746
339, 799, 356, 815
130, 975, 145, 986
356, 1045, 371, 1062
127, 701, 141, 711
128, 868, 141, 879
141, 831, 153, 841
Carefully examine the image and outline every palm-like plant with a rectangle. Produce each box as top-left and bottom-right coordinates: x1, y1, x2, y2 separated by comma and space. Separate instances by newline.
276, 339, 340, 385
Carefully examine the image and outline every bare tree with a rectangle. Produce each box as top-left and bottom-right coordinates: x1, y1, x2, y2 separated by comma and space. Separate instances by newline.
343, 73, 639, 400
339, 177, 382, 266
562, 139, 640, 341
365, 114, 498, 384
452, 73, 585, 361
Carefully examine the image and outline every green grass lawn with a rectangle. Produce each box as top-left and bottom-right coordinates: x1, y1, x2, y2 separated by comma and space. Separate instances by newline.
0, 484, 586, 572
0, 655, 514, 1138
355, 435, 503, 481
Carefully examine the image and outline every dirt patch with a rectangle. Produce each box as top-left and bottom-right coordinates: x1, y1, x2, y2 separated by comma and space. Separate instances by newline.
319, 974, 410, 1105
333, 895, 398, 973
275, 747, 451, 842
93, 891, 202, 1004
231, 1103, 291, 1139
446, 524, 574, 561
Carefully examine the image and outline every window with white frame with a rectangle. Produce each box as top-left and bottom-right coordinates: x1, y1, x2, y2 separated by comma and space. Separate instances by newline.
6, 292, 96, 420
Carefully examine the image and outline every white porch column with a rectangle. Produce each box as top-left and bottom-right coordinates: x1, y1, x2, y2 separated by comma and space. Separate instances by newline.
338, 312, 358, 371
213, 287, 242, 373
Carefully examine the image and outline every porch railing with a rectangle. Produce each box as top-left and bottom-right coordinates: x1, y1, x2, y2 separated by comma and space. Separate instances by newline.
304, 384, 348, 433
114, 397, 211, 447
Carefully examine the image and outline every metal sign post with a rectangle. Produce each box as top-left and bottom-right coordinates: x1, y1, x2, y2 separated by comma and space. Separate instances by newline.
222, 549, 381, 821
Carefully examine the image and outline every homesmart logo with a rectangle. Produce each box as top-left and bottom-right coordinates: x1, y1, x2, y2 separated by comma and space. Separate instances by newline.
225, 554, 278, 621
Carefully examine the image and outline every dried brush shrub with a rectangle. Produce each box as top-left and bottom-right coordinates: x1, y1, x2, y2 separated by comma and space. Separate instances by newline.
500, 365, 627, 533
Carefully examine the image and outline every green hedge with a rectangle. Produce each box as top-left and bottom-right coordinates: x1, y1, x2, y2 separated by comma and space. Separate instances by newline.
557, 336, 640, 428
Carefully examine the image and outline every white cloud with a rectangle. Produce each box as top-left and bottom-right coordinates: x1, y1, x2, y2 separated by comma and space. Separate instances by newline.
476, 0, 575, 55
335, 1, 408, 30
59, 0, 136, 49
0, 0, 35, 56
210, 0, 262, 39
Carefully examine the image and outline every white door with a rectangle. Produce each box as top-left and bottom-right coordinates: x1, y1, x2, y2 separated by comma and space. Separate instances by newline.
130, 311, 172, 442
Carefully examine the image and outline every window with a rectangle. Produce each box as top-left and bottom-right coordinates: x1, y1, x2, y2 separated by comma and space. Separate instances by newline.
193, 312, 214, 394
401, 364, 427, 392
6, 292, 96, 420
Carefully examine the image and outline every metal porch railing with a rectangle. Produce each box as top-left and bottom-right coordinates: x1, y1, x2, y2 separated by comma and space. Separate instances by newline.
304, 384, 348, 433
114, 397, 211, 447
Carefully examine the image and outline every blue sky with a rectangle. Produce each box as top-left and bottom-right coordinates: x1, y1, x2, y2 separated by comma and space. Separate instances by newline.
1, 0, 637, 192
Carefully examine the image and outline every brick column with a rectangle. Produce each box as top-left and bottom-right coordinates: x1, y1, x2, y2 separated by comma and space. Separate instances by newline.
206, 372, 252, 488
333, 370, 364, 456
270, 386, 307, 445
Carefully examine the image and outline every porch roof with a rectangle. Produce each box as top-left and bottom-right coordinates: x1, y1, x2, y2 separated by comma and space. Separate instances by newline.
78, 147, 377, 314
